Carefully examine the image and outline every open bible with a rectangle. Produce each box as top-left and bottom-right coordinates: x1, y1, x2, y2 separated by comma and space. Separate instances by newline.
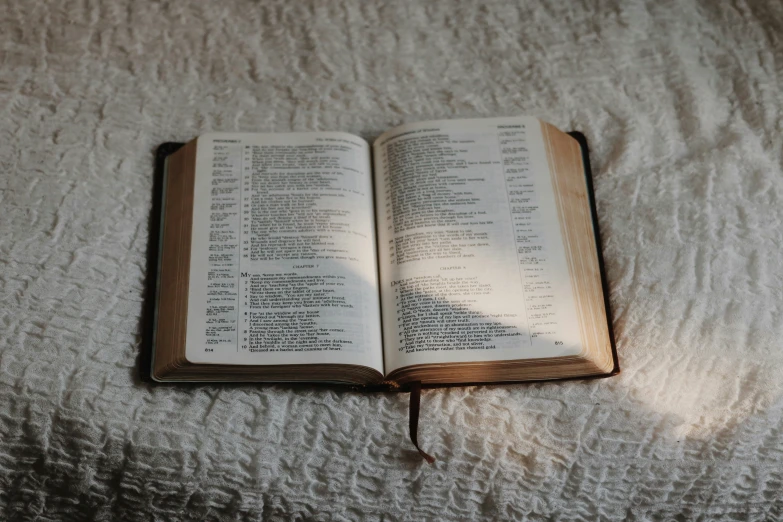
150, 117, 617, 389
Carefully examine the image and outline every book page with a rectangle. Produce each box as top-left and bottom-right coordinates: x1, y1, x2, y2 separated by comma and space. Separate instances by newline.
184, 132, 383, 372
374, 117, 583, 374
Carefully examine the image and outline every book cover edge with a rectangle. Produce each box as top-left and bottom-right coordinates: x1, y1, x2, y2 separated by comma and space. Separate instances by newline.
566, 131, 620, 377
140, 142, 186, 383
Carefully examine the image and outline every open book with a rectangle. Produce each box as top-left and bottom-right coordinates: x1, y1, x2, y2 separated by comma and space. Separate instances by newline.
150, 117, 617, 387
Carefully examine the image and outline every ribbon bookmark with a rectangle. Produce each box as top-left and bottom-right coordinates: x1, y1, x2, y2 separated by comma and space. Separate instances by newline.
409, 381, 436, 464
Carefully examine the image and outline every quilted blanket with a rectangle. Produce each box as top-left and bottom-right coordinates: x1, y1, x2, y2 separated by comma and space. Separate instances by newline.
2, 0, 782, 519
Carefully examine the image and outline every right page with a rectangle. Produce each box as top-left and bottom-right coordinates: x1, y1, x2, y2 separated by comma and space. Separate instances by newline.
373, 117, 591, 376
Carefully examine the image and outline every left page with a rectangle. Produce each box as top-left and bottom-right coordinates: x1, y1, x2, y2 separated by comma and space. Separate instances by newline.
183, 132, 383, 373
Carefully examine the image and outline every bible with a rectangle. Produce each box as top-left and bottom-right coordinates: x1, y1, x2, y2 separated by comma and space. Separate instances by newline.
147, 117, 618, 432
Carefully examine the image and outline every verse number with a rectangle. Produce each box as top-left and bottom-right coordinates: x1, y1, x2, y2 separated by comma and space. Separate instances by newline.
554, 341, 563, 345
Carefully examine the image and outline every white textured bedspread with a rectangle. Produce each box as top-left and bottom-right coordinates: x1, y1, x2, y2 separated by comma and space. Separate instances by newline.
2, 0, 782, 519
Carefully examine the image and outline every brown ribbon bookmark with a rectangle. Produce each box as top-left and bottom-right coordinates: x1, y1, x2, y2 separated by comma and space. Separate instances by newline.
409, 381, 436, 464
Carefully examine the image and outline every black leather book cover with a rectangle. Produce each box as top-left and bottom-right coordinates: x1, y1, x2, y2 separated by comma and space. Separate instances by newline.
140, 135, 618, 386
